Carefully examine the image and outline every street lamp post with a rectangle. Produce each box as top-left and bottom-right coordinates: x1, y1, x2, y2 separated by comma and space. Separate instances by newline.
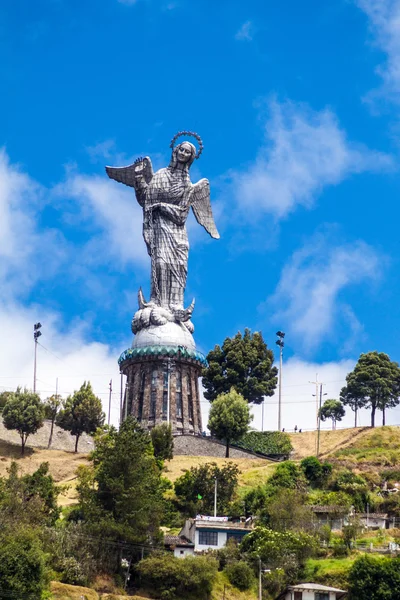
33, 322, 42, 393
275, 331, 285, 432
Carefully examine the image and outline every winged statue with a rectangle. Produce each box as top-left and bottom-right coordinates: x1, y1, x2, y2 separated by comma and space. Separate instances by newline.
106, 131, 219, 333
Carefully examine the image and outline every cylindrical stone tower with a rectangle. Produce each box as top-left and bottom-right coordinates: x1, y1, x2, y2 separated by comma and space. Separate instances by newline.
119, 321, 206, 434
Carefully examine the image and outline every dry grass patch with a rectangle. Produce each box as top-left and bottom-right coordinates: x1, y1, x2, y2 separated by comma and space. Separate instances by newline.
50, 581, 99, 599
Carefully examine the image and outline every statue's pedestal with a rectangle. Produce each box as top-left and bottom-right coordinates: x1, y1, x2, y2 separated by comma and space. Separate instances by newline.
118, 322, 205, 434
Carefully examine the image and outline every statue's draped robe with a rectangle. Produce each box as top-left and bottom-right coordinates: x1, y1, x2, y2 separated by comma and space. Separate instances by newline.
143, 167, 191, 310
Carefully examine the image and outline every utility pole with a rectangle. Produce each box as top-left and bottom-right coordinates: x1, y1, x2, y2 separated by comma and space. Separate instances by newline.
310, 374, 319, 431
316, 383, 327, 458
108, 379, 112, 425
214, 478, 218, 518
258, 558, 262, 600
275, 331, 285, 431
261, 400, 264, 432
33, 323, 42, 393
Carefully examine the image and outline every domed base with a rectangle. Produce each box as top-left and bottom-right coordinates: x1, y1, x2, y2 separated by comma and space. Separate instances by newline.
132, 322, 196, 352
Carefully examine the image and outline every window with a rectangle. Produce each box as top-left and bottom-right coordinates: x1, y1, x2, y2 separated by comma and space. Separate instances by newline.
149, 370, 157, 418
294, 593, 302, 600
315, 593, 329, 600
176, 370, 182, 418
162, 367, 169, 419
187, 375, 193, 421
198, 531, 218, 546
138, 372, 145, 420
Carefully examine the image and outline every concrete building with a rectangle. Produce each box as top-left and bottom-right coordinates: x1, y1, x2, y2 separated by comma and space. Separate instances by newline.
358, 512, 388, 529
277, 583, 347, 600
310, 506, 350, 531
180, 516, 254, 551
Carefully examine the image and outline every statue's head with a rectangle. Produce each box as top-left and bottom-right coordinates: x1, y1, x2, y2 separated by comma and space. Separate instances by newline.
169, 132, 203, 172
170, 142, 196, 170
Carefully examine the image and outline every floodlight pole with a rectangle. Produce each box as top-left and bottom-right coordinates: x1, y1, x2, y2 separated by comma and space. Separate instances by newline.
108, 379, 112, 426
33, 323, 42, 393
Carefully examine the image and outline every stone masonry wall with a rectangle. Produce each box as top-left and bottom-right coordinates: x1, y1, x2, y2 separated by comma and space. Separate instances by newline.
173, 434, 269, 459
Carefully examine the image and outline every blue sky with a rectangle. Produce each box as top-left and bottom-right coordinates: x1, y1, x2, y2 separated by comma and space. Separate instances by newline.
1, 0, 400, 430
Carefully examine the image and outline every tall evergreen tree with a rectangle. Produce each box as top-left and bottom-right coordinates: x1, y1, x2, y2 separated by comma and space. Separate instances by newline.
340, 352, 400, 428
56, 381, 104, 452
202, 329, 278, 404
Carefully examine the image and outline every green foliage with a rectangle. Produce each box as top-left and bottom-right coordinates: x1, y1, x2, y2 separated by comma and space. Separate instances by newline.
235, 430, 293, 456
224, 561, 255, 590
340, 351, 400, 428
42, 524, 97, 586
2, 388, 45, 454
202, 328, 278, 404
319, 399, 345, 429
174, 462, 239, 516
0, 461, 61, 527
56, 381, 105, 452
301, 456, 332, 487
348, 555, 400, 600
136, 554, 218, 600
267, 461, 307, 491
241, 526, 317, 579
151, 423, 174, 461
0, 390, 12, 411
0, 527, 50, 599
208, 388, 252, 457
266, 489, 315, 532
77, 417, 163, 547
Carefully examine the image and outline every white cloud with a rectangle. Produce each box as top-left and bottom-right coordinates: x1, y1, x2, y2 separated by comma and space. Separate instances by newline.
54, 169, 149, 268
268, 232, 382, 350
232, 99, 392, 218
235, 21, 253, 41
0, 299, 123, 426
356, 0, 400, 105
0, 148, 67, 299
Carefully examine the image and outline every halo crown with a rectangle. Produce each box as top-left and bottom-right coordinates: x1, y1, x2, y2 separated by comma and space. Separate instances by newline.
170, 131, 203, 159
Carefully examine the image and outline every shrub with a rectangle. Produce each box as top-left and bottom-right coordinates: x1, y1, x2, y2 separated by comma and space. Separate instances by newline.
225, 561, 255, 590
235, 431, 293, 456
137, 554, 218, 600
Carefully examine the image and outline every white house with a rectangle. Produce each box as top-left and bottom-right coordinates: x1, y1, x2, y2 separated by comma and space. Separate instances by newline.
180, 516, 254, 551
277, 583, 347, 600
164, 534, 195, 558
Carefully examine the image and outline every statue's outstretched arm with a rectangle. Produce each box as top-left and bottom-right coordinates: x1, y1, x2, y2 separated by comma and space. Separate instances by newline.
191, 179, 220, 239
105, 157, 154, 207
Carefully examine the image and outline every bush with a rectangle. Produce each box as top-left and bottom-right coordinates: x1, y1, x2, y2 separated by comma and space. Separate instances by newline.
137, 554, 218, 600
225, 561, 255, 590
235, 431, 293, 455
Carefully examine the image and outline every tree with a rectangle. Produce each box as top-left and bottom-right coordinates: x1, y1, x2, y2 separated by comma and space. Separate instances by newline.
300, 456, 332, 487
0, 527, 50, 599
319, 399, 345, 430
208, 389, 252, 457
267, 461, 307, 491
56, 381, 105, 452
45, 393, 62, 448
241, 526, 317, 580
151, 423, 174, 461
340, 352, 400, 428
77, 417, 164, 546
137, 554, 218, 600
266, 489, 315, 532
2, 389, 45, 454
348, 555, 400, 600
174, 462, 240, 516
202, 329, 278, 404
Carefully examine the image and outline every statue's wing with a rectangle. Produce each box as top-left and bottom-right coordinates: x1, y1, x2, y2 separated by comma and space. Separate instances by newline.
105, 156, 153, 188
191, 179, 220, 239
